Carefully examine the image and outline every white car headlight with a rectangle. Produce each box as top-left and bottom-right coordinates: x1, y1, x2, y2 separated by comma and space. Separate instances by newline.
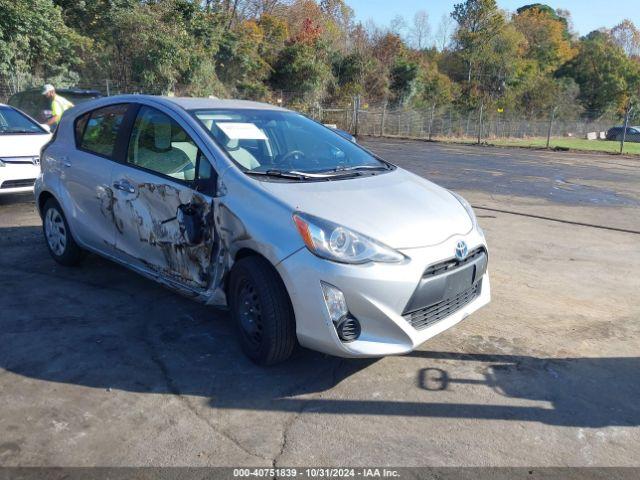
292, 212, 405, 264
450, 191, 478, 229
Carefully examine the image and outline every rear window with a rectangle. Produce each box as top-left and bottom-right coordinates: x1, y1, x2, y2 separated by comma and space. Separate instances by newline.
79, 104, 128, 158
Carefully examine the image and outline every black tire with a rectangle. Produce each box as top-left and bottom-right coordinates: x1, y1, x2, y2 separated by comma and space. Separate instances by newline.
42, 198, 84, 266
228, 256, 297, 365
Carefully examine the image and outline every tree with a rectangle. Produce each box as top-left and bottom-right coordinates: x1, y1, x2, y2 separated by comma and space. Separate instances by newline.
270, 41, 331, 102
389, 15, 408, 38
0, 0, 86, 92
451, 0, 524, 107
558, 31, 640, 116
409, 11, 431, 50
513, 5, 576, 72
610, 20, 640, 57
435, 13, 454, 51
389, 57, 419, 105
451, 0, 505, 83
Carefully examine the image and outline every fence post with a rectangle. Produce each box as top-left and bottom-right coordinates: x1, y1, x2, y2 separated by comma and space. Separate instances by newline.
428, 103, 436, 140
620, 103, 633, 154
477, 101, 484, 145
354, 95, 360, 138
105, 79, 110, 96
546, 106, 558, 149
380, 102, 387, 137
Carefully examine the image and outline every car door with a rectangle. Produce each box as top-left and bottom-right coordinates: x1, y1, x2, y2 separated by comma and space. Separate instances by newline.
110, 104, 218, 291
61, 103, 131, 255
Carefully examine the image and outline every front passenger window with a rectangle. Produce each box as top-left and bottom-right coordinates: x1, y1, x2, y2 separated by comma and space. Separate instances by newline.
127, 106, 199, 182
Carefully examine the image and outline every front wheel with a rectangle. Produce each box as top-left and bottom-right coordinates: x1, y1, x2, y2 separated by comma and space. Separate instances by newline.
42, 198, 84, 266
228, 256, 297, 365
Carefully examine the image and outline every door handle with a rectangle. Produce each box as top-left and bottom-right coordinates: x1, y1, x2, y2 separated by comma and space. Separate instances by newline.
113, 180, 136, 194
60, 156, 71, 167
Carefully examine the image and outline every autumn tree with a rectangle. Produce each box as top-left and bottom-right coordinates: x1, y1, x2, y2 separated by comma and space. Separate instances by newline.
513, 5, 576, 72
558, 31, 640, 116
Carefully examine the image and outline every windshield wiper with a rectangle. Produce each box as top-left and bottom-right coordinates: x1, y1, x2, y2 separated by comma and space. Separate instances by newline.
333, 164, 391, 172
245, 169, 310, 180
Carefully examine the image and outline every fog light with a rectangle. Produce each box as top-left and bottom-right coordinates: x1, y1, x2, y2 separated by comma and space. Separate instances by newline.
320, 281, 348, 323
336, 315, 361, 342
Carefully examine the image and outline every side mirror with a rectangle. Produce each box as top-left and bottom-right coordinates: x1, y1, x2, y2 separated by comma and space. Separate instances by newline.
40, 124, 51, 133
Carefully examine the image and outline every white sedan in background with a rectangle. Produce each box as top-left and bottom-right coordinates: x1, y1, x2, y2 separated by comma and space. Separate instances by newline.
0, 104, 52, 194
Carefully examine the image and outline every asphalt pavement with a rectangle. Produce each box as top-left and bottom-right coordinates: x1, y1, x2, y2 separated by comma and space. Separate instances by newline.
0, 140, 638, 467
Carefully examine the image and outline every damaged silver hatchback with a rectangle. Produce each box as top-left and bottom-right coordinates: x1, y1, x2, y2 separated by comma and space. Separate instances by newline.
35, 96, 490, 365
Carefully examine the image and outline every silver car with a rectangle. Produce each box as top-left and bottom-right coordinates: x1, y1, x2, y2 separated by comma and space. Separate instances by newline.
35, 96, 490, 365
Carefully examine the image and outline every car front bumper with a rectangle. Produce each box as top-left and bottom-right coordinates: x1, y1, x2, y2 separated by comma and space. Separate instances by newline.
0, 163, 39, 195
277, 229, 490, 358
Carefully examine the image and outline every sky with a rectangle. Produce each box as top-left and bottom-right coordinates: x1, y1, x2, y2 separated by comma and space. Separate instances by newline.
347, 0, 640, 38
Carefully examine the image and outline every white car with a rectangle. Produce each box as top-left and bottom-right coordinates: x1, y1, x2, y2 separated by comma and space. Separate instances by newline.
0, 104, 52, 194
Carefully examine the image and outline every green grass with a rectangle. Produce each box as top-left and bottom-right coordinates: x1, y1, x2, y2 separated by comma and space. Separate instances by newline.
489, 137, 640, 155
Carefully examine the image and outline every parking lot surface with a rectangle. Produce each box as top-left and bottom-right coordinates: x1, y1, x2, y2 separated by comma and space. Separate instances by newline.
1, 140, 639, 466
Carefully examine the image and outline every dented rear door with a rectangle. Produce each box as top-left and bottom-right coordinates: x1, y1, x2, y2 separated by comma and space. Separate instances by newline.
110, 104, 217, 291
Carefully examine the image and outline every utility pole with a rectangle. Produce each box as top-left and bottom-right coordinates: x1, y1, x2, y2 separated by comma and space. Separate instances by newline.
546, 106, 558, 149
620, 102, 633, 154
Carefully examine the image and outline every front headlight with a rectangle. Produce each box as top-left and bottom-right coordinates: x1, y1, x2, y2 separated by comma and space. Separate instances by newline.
292, 212, 405, 264
450, 191, 478, 229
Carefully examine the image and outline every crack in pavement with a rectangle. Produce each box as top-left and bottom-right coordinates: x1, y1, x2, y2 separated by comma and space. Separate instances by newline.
272, 358, 345, 472
138, 301, 271, 463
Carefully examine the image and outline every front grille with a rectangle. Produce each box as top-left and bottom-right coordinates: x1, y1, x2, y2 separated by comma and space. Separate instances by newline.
404, 281, 482, 330
1, 179, 36, 189
423, 247, 485, 278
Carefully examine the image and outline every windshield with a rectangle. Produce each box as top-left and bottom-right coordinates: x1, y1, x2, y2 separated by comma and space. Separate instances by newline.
0, 106, 45, 134
192, 109, 388, 176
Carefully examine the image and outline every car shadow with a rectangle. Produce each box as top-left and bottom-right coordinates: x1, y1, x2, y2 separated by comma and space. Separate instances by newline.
0, 225, 638, 428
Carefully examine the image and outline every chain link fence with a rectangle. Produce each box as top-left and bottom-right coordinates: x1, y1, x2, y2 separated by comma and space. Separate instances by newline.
316, 103, 640, 155
2, 79, 638, 154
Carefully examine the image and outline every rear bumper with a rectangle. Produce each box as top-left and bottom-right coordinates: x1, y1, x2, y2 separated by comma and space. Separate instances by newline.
276, 229, 490, 358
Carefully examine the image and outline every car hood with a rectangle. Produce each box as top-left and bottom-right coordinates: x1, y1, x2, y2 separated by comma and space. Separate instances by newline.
260, 168, 473, 249
0, 133, 51, 157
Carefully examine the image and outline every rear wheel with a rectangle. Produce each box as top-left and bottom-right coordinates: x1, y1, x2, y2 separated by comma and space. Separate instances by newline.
42, 198, 84, 266
228, 256, 297, 365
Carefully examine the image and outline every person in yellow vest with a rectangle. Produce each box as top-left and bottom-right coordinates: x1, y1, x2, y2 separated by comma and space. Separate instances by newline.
42, 84, 74, 129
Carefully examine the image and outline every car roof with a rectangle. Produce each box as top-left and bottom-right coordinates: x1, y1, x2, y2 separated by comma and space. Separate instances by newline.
127, 95, 289, 112
13, 87, 101, 95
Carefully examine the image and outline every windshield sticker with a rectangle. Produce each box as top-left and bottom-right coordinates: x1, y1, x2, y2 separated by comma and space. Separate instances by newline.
217, 122, 267, 140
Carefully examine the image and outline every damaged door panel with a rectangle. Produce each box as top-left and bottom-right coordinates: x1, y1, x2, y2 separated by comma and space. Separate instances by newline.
111, 180, 216, 290
109, 103, 225, 300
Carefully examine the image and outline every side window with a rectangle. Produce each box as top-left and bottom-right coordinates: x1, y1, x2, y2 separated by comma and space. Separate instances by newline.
80, 104, 128, 158
74, 113, 89, 146
127, 106, 201, 182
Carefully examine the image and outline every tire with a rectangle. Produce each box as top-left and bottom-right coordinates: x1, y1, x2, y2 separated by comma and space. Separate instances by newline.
42, 198, 84, 266
228, 256, 297, 365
